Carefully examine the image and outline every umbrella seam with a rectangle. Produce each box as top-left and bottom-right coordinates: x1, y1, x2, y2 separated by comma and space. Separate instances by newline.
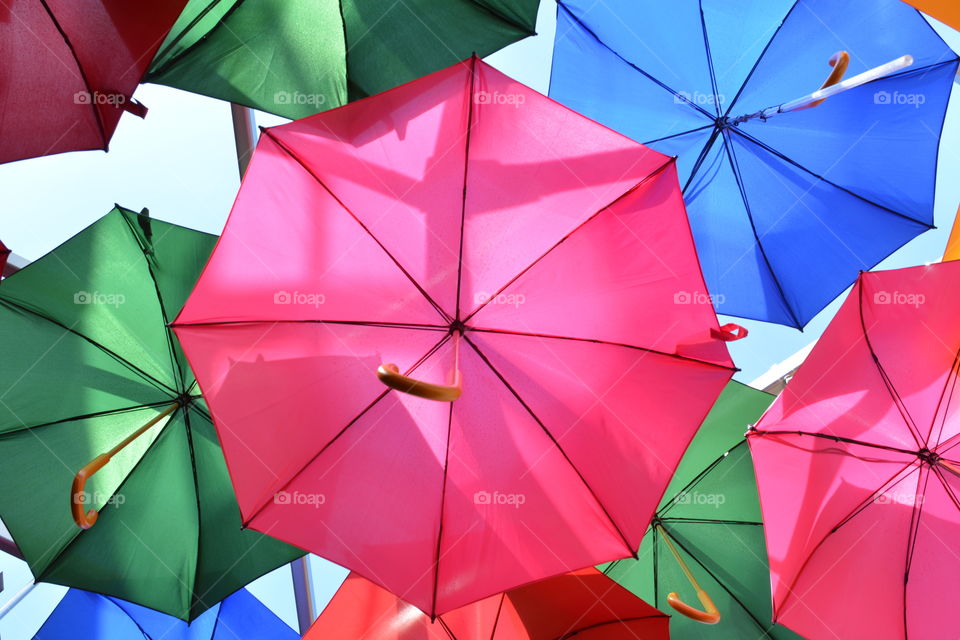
696, 0, 722, 118
902, 464, 933, 637
259, 128, 453, 323
640, 123, 714, 147
659, 440, 747, 517
147, 0, 244, 79
36, 0, 108, 150
453, 55, 478, 322
720, 130, 803, 328
182, 407, 205, 619
461, 334, 636, 556
430, 403, 455, 619
924, 346, 960, 449
103, 595, 155, 640
554, 2, 716, 122
171, 319, 448, 330
0, 401, 176, 439
555, 614, 668, 640
467, 0, 537, 36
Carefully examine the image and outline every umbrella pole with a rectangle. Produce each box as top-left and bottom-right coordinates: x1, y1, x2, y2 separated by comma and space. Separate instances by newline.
0, 579, 35, 620
291, 557, 315, 633
71, 401, 180, 529
231, 103, 257, 179
655, 523, 721, 624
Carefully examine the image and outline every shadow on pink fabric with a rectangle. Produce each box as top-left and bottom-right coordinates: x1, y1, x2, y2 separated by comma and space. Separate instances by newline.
173, 56, 737, 617
304, 569, 669, 640
749, 261, 960, 640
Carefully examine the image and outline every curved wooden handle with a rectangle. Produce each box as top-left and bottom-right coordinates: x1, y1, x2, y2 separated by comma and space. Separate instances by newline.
805, 51, 850, 109
667, 588, 721, 625
71, 402, 180, 529
377, 364, 462, 402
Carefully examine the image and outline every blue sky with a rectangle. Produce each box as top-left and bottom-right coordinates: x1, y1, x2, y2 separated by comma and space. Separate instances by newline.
1, 2, 958, 636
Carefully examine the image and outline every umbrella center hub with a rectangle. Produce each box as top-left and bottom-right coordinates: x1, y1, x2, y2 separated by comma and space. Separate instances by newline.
449, 320, 466, 334
917, 448, 940, 465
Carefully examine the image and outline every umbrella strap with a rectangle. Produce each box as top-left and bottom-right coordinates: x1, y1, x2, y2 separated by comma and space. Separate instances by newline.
655, 524, 721, 625
71, 401, 180, 529
711, 323, 748, 342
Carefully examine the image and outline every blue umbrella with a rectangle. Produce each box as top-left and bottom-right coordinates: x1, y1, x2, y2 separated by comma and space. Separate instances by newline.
550, 0, 958, 328
33, 588, 297, 640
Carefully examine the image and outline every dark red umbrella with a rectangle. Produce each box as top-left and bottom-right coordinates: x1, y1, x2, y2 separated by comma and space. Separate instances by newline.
0, 0, 186, 164
0, 240, 9, 279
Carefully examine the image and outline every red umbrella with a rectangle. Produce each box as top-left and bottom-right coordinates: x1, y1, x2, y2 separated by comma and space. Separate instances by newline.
748, 262, 960, 640
305, 569, 669, 640
0, 240, 9, 279
173, 57, 741, 616
0, 0, 186, 164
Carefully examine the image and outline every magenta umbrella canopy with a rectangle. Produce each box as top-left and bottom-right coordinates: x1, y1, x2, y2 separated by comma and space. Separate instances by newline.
749, 262, 960, 640
173, 57, 739, 617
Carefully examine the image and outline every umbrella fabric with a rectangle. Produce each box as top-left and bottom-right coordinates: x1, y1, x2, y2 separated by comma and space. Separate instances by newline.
603, 381, 802, 639
748, 262, 960, 639
146, 0, 539, 119
33, 587, 297, 639
902, 0, 960, 31
304, 569, 669, 640
0, 206, 303, 620
0, 0, 187, 165
173, 57, 738, 616
550, 0, 958, 328
0, 240, 9, 279
943, 206, 960, 260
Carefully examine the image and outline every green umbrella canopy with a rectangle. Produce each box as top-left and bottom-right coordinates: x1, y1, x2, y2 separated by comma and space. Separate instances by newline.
0, 207, 303, 621
145, 0, 539, 119
602, 381, 803, 640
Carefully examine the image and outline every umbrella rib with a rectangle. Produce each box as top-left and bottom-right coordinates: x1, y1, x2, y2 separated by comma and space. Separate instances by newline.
465, 0, 536, 36
182, 407, 206, 618
696, 0, 722, 118
101, 596, 154, 640
926, 346, 960, 450
659, 440, 748, 517
239, 334, 452, 526
118, 212, 188, 395
554, 2, 716, 122
660, 518, 762, 526
170, 318, 449, 331
555, 614, 667, 640
720, 130, 803, 328
462, 334, 636, 557
680, 127, 723, 195
902, 464, 933, 637
147, 0, 243, 78
36, 0, 108, 150
0, 297, 179, 397
655, 521, 775, 636
856, 281, 926, 448
453, 55, 478, 323
467, 327, 737, 372
641, 124, 714, 147
749, 429, 917, 458
461, 159, 678, 326
260, 128, 453, 323
430, 403, 455, 620
0, 401, 176, 439
729, 126, 936, 229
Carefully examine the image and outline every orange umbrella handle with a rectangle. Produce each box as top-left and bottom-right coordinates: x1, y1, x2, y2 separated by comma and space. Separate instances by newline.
802, 51, 850, 110
656, 523, 721, 625
377, 364, 462, 402
71, 401, 180, 529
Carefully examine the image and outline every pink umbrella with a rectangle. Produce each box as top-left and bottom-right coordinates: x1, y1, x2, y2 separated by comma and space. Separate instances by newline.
173, 57, 741, 617
748, 262, 960, 640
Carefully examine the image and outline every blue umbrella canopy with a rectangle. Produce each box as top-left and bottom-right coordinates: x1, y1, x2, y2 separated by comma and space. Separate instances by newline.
550, 0, 958, 328
33, 588, 297, 640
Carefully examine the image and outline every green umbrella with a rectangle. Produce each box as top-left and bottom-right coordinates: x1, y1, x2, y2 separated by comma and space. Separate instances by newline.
146, 0, 539, 119
0, 206, 303, 620
602, 381, 803, 639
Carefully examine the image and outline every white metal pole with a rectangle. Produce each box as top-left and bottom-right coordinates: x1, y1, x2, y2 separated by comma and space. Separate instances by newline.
230, 103, 258, 179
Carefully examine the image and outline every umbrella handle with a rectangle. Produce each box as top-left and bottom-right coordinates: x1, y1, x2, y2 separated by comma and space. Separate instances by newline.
656, 523, 721, 625
377, 364, 462, 402
801, 51, 850, 110
71, 401, 180, 529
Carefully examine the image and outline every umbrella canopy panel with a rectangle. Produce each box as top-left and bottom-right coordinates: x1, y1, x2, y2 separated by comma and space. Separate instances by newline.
0, 207, 303, 621
146, 0, 539, 119
550, 0, 958, 327
173, 58, 739, 616
0, 0, 187, 164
